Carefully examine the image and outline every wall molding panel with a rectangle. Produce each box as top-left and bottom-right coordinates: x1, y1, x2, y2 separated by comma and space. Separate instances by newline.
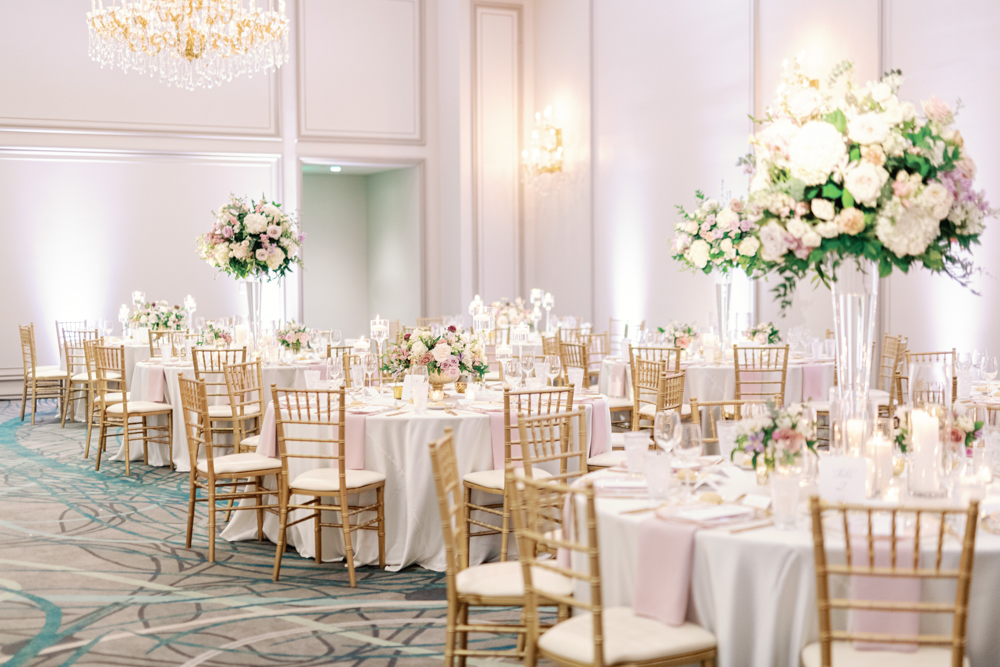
471, 2, 523, 300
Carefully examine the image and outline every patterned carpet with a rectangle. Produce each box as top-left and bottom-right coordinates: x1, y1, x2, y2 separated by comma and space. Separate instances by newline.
0, 399, 523, 666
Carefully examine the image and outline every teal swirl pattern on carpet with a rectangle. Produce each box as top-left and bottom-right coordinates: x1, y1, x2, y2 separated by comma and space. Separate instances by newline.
0, 400, 523, 666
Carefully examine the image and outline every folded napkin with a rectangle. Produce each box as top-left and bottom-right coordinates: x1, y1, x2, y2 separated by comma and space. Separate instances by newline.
633, 517, 699, 626
146, 367, 165, 403
802, 364, 826, 403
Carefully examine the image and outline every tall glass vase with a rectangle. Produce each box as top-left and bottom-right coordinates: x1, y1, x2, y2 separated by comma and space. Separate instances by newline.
715, 271, 733, 351
829, 257, 879, 452
244, 276, 262, 352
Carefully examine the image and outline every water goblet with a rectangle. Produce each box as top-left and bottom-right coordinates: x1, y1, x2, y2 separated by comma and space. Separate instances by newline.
981, 356, 998, 394
363, 353, 378, 404
545, 354, 561, 386
675, 424, 703, 501
653, 410, 681, 457
504, 360, 523, 390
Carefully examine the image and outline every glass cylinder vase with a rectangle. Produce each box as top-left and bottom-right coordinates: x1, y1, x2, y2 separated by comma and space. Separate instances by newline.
244, 276, 263, 352
829, 257, 879, 426
715, 270, 733, 352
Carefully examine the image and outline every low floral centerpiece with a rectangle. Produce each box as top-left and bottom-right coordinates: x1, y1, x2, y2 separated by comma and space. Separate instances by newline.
952, 403, 984, 456
131, 301, 186, 331
746, 322, 781, 345
659, 321, 697, 350
276, 321, 310, 353
734, 403, 816, 472
492, 297, 533, 327
382, 326, 489, 387
203, 322, 233, 346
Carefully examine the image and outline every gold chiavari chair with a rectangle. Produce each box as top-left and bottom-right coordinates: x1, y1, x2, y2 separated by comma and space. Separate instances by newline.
872, 334, 908, 417
417, 317, 443, 328
464, 386, 574, 562
559, 341, 588, 388
803, 496, 979, 666
178, 377, 281, 562
559, 327, 585, 344
327, 345, 359, 388
93, 344, 173, 476
430, 430, 573, 666
582, 333, 608, 386
270, 386, 386, 585
510, 475, 718, 667
733, 344, 790, 403
148, 329, 174, 358
690, 396, 780, 454
542, 335, 560, 358
82, 338, 122, 459
19, 323, 70, 425
629, 345, 682, 372
55, 319, 87, 369
222, 360, 266, 454
906, 349, 957, 402
61, 328, 100, 428
609, 317, 646, 356
192, 346, 247, 444
632, 361, 685, 430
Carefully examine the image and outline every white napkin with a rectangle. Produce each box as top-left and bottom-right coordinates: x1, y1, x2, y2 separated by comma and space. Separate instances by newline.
567, 367, 585, 388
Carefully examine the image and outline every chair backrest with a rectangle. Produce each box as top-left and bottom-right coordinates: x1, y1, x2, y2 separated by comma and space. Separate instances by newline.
149, 329, 173, 357
559, 327, 584, 344
906, 349, 957, 402
690, 396, 780, 445
517, 408, 588, 485
629, 345, 681, 372
328, 345, 360, 388
223, 360, 265, 427
270, 386, 348, 489
192, 347, 247, 401
178, 376, 224, 473
632, 358, 684, 416
582, 333, 608, 369
559, 341, 588, 384
428, 428, 469, 582
55, 320, 87, 363
542, 335, 560, 357
733, 344, 789, 401
416, 317, 442, 327
503, 386, 574, 467
808, 496, 979, 666
509, 475, 604, 666
19, 324, 37, 375
62, 328, 99, 377
94, 345, 128, 407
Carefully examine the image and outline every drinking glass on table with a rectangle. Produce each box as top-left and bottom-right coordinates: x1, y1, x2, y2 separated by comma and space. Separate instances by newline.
981, 356, 998, 394
646, 451, 676, 502
330, 329, 343, 347
363, 353, 378, 403
653, 410, 681, 456
504, 360, 523, 390
623, 432, 650, 476
545, 354, 561, 385
675, 424, 703, 501
958, 352, 973, 373
327, 357, 344, 388
521, 355, 535, 377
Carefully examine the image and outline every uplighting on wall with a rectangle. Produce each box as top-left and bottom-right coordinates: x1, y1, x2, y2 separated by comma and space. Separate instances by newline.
521, 105, 564, 195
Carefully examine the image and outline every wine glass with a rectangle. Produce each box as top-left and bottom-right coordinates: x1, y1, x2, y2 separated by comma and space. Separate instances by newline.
521, 355, 535, 378
363, 353, 378, 405
981, 356, 998, 394
504, 359, 523, 390
545, 354, 561, 386
654, 410, 681, 456
675, 424, 704, 501
100, 318, 113, 338
327, 357, 344, 388
331, 329, 343, 347
195, 316, 206, 333
957, 352, 973, 373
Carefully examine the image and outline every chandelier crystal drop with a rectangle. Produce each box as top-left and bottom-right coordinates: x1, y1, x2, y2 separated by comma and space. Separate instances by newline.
521, 105, 565, 196
87, 0, 290, 91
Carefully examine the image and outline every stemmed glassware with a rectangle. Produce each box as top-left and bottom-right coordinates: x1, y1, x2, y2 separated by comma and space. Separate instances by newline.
521, 355, 535, 381
544, 354, 561, 386
981, 356, 998, 394
327, 356, 344, 389
194, 316, 206, 334
654, 410, 682, 456
958, 352, 973, 373
100, 319, 113, 338
504, 359, 523, 390
363, 353, 378, 406
675, 424, 704, 501
331, 329, 343, 347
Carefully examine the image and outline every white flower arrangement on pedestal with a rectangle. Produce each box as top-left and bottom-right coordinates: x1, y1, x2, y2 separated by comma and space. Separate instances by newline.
197, 194, 304, 280
671, 192, 767, 275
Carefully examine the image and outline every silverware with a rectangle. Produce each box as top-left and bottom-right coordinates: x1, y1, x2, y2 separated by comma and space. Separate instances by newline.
729, 519, 774, 534
446, 410, 459, 416
619, 502, 670, 516
384, 408, 412, 417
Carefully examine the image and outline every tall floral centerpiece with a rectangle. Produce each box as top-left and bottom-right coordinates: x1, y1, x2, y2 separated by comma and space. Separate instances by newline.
196, 194, 303, 347
744, 57, 991, 428
672, 193, 768, 349
491, 297, 533, 328
383, 326, 489, 389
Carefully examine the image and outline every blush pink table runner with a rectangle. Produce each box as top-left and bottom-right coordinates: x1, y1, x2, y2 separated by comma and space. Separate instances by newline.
254, 400, 367, 469
487, 398, 610, 469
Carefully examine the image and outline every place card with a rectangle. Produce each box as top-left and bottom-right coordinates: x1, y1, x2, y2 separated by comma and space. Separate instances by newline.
818, 456, 868, 503
741, 495, 772, 511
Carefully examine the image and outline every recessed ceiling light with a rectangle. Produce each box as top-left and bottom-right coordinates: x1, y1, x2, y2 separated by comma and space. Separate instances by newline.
329, 166, 342, 172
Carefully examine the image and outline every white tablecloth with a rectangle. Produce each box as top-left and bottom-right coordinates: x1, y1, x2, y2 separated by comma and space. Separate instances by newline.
222, 398, 613, 571
578, 470, 1000, 667
598, 357, 835, 405
68, 341, 151, 423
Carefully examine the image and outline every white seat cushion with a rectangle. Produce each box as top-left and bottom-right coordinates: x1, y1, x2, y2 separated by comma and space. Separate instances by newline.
869, 389, 891, 405
197, 453, 281, 475
604, 396, 633, 410
290, 467, 386, 492
610, 432, 626, 449
28, 367, 68, 379
463, 467, 553, 491
456, 560, 574, 598
240, 435, 260, 448
800, 641, 969, 667
208, 404, 235, 418
106, 400, 170, 414
587, 451, 627, 468
639, 403, 691, 417
538, 607, 716, 665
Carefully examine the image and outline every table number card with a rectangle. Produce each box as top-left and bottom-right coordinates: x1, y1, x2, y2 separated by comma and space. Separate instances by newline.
818, 456, 868, 503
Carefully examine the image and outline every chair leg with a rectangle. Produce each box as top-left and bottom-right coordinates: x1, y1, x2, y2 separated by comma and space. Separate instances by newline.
95, 421, 107, 471
255, 479, 265, 542
60, 382, 69, 428
123, 418, 131, 477
463, 485, 473, 560
207, 482, 217, 563
456, 603, 469, 667
84, 387, 94, 458
31, 381, 37, 425
273, 474, 288, 582
376, 485, 386, 569
315, 500, 323, 564
500, 487, 511, 562
167, 414, 174, 471
186, 475, 197, 549
444, 595, 457, 667
141, 416, 149, 466
340, 495, 357, 587
20, 381, 27, 421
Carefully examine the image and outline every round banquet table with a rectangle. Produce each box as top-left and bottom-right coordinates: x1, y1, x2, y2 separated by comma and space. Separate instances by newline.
598, 354, 835, 406
221, 395, 613, 572
109, 359, 329, 471
67, 340, 151, 422
573, 468, 1000, 667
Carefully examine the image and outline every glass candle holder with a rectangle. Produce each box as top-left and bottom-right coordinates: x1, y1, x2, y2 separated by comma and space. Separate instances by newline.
906, 362, 951, 498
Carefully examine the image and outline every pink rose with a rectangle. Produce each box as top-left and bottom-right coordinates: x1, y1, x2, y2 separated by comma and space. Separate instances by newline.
418, 353, 433, 365
771, 428, 805, 455
729, 199, 744, 213
921, 95, 954, 125
949, 427, 965, 445
222, 226, 234, 239
298, 332, 310, 344
676, 335, 691, 349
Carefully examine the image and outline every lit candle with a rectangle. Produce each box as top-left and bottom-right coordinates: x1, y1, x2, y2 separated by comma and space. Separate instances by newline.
496, 344, 512, 361
353, 337, 371, 354
370, 315, 388, 340
868, 432, 893, 496
846, 419, 865, 457
234, 324, 248, 347
910, 409, 941, 494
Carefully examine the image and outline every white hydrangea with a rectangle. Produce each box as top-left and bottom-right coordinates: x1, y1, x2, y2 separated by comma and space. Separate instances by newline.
720, 238, 737, 260
882, 131, 910, 158
244, 213, 268, 234
918, 182, 955, 220
875, 200, 941, 256
787, 121, 848, 186
738, 237, 760, 257
848, 112, 890, 145
685, 239, 711, 269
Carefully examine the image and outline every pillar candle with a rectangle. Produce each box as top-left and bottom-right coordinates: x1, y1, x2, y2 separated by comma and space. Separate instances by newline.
910, 409, 941, 494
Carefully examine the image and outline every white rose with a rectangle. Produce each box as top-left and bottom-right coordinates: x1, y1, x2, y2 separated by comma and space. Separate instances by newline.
882, 98, 904, 126
802, 230, 822, 248
286, 241, 300, 258
756, 119, 800, 160
918, 182, 955, 220
843, 162, 888, 207
411, 341, 428, 356
882, 131, 910, 158
263, 203, 283, 219
720, 238, 736, 260
786, 88, 824, 120
815, 221, 840, 238
759, 222, 790, 262
810, 198, 835, 221
788, 121, 848, 186
870, 82, 893, 103
737, 237, 760, 257
716, 207, 739, 229
432, 343, 452, 363
255, 248, 268, 262
232, 242, 250, 261
266, 247, 285, 270
900, 101, 917, 122
786, 217, 809, 239
244, 213, 268, 234
848, 113, 890, 145
685, 239, 711, 269
213, 244, 230, 266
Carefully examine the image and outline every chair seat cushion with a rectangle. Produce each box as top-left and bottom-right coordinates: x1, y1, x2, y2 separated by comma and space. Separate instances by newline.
604, 396, 633, 410
639, 403, 691, 417
240, 435, 261, 448
610, 432, 626, 449
290, 467, 386, 492
96, 392, 129, 404
197, 453, 281, 475
800, 641, 969, 667
29, 367, 69, 379
869, 389, 891, 405
106, 400, 171, 414
538, 607, 716, 665
206, 404, 261, 419
587, 451, 627, 468
456, 560, 574, 599
463, 467, 552, 491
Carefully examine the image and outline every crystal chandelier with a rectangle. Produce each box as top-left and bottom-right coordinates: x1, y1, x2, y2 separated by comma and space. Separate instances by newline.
87, 0, 290, 91
521, 106, 565, 195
